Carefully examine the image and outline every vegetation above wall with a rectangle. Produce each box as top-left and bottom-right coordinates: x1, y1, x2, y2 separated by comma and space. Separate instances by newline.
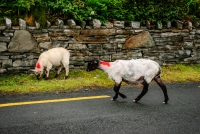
1, 0, 200, 28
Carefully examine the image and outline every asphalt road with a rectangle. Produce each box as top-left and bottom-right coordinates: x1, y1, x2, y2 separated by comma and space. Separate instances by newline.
0, 82, 200, 134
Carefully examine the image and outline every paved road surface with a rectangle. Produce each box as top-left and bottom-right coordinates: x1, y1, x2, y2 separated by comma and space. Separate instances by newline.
0, 82, 200, 134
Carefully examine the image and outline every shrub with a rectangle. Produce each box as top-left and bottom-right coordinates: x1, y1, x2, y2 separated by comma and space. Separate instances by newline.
1, 0, 200, 27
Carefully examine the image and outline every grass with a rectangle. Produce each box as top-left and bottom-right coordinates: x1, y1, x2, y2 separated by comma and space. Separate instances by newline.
161, 64, 200, 82
0, 70, 113, 94
0, 64, 200, 95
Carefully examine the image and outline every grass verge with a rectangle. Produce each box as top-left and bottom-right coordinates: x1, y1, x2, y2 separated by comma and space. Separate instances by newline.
0, 64, 200, 94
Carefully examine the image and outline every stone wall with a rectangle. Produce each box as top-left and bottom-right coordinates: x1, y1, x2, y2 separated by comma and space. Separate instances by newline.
0, 23, 200, 75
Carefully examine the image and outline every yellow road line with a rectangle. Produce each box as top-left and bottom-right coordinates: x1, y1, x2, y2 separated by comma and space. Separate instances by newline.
0, 95, 110, 108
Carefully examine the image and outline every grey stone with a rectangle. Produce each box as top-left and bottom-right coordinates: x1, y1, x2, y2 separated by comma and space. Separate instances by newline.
99, 55, 111, 61
27, 26, 37, 30
7, 67, 31, 72
157, 22, 162, 30
130, 21, 140, 29
85, 26, 92, 29
195, 43, 200, 48
194, 22, 200, 28
49, 26, 58, 29
116, 30, 135, 35
171, 36, 183, 42
117, 44, 123, 49
189, 35, 195, 39
47, 20, 51, 28
103, 22, 114, 28
84, 56, 99, 62
19, 18, 26, 30
127, 51, 143, 58
27, 55, 39, 59
165, 45, 172, 50
70, 60, 85, 66
151, 33, 161, 38
2, 59, 12, 67
0, 69, 7, 73
186, 50, 192, 55
33, 33, 48, 38
196, 30, 200, 34
12, 26, 19, 30
80, 29, 115, 36
190, 31, 196, 35
188, 21, 192, 30
35, 21, 40, 29
167, 21, 171, 28
178, 50, 191, 57
183, 57, 198, 62
125, 31, 155, 49
183, 42, 194, 49
68, 44, 87, 50
113, 21, 124, 28
63, 29, 80, 36
154, 38, 171, 43
13, 60, 36, 67
74, 35, 108, 44
180, 33, 189, 37
67, 19, 76, 28
135, 30, 144, 33
80, 21, 86, 29
51, 41, 68, 48
0, 56, 9, 60
42, 29, 48, 32
5, 17, 12, 29
90, 19, 101, 29
0, 26, 6, 30
25, 60, 37, 66
13, 60, 24, 66
70, 56, 84, 61
48, 26, 64, 33
146, 20, 151, 29
102, 43, 117, 50
176, 20, 183, 29
8, 30, 40, 53
125, 27, 132, 30
115, 35, 128, 38
87, 44, 102, 49
3, 31, 14, 37
0, 42, 7, 52
149, 30, 162, 33
0, 37, 10, 42
111, 38, 126, 43
161, 33, 180, 37
57, 19, 64, 28
10, 55, 26, 59
112, 53, 127, 60
36, 37, 51, 42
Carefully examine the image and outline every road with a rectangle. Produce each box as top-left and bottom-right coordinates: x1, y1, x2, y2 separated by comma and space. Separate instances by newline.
0, 82, 200, 134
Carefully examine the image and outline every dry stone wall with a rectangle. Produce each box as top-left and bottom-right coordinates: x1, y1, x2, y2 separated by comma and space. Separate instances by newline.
0, 24, 200, 75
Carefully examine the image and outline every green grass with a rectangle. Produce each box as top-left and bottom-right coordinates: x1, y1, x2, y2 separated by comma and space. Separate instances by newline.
161, 64, 200, 82
0, 64, 200, 94
0, 70, 113, 94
